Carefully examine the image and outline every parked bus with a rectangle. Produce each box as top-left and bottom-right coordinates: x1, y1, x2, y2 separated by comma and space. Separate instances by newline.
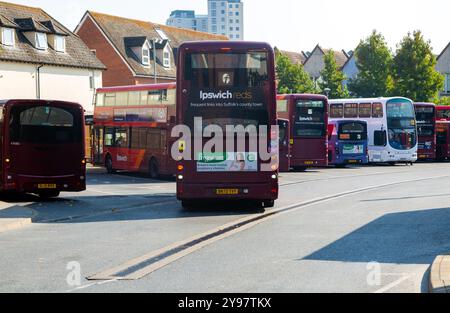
414, 103, 436, 161
436, 106, 450, 160
176, 41, 279, 208
277, 119, 290, 172
0, 100, 86, 198
277, 94, 328, 171
328, 98, 418, 164
92, 83, 177, 178
328, 120, 369, 166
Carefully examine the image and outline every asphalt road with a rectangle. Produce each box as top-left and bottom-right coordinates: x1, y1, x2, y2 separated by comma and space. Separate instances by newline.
1, 163, 450, 293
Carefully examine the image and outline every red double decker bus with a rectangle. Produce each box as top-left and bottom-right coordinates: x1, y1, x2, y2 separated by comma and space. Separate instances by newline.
276, 94, 329, 171
414, 103, 436, 161
176, 41, 279, 208
436, 106, 450, 160
0, 100, 86, 198
92, 83, 177, 178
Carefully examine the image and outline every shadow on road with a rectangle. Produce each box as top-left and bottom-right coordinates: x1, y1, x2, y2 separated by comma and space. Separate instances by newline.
302, 207, 450, 265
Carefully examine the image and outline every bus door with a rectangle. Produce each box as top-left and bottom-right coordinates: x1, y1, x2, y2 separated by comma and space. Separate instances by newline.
278, 119, 290, 172
93, 127, 104, 164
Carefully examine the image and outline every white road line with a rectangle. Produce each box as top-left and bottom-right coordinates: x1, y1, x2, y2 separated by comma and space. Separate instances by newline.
65, 279, 118, 293
374, 274, 416, 293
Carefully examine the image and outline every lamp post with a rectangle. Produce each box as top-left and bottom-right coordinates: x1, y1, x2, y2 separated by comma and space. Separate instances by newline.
324, 88, 331, 98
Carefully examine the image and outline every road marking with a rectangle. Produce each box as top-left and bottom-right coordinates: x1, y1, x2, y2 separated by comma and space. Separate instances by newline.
374, 273, 416, 293
87, 174, 450, 282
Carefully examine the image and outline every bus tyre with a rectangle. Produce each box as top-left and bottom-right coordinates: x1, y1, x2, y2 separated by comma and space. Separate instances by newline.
181, 200, 196, 210
263, 200, 275, 208
149, 158, 159, 179
38, 191, 60, 199
105, 156, 116, 174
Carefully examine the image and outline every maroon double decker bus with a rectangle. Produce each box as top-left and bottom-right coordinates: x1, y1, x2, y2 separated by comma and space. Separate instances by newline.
176, 41, 279, 209
0, 100, 86, 198
277, 94, 329, 171
414, 103, 436, 161
436, 106, 450, 160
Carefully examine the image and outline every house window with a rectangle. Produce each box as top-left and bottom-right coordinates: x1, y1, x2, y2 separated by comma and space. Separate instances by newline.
142, 46, 150, 65
1, 28, 15, 46
445, 74, 450, 93
163, 51, 170, 68
89, 74, 95, 90
54, 35, 65, 52
35, 33, 48, 50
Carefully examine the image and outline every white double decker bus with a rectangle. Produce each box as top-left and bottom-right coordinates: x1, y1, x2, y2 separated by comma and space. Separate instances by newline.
328, 97, 418, 164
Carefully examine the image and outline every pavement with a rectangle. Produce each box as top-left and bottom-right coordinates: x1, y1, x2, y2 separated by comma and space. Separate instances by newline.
430, 254, 450, 293
1, 163, 450, 292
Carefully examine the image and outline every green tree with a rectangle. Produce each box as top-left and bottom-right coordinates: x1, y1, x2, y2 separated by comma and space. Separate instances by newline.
391, 31, 444, 102
319, 50, 349, 98
348, 30, 394, 97
275, 50, 317, 94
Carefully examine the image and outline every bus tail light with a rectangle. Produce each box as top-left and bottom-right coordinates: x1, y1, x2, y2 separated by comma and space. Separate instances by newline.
81, 159, 86, 165
177, 165, 184, 171
5, 158, 11, 163
335, 147, 340, 155
177, 175, 184, 180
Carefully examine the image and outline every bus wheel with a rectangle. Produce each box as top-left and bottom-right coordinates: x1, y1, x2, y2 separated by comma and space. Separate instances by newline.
105, 156, 116, 174
38, 191, 60, 199
263, 200, 275, 208
149, 158, 159, 179
181, 200, 196, 210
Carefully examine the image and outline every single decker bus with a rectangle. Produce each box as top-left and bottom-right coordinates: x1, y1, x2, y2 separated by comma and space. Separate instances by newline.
328, 97, 418, 164
277, 94, 329, 171
92, 83, 177, 178
414, 102, 436, 161
176, 41, 279, 209
0, 99, 86, 198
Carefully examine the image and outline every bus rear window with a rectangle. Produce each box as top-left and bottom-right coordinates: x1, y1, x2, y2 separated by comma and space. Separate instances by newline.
338, 122, 367, 141
10, 105, 82, 144
294, 100, 325, 138
185, 52, 268, 88
437, 109, 450, 119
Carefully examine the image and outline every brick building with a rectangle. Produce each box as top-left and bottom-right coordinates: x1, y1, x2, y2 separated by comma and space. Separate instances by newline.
75, 11, 228, 87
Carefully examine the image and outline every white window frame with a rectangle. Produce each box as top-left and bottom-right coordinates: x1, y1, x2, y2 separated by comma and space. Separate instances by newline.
163, 50, 170, 68
142, 46, 150, 66
54, 35, 65, 52
1, 28, 15, 46
35, 32, 48, 50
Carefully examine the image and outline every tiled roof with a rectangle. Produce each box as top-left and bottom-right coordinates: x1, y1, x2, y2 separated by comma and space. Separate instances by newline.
87, 11, 228, 79
0, 1, 105, 70
322, 48, 349, 68
280, 50, 306, 65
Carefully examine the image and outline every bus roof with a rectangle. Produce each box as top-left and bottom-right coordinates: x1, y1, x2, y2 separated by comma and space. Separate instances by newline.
0, 99, 83, 110
328, 97, 412, 104
329, 119, 367, 126
178, 40, 273, 52
414, 102, 436, 107
436, 106, 450, 110
277, 94, 328, 101
96, 83, 176, 94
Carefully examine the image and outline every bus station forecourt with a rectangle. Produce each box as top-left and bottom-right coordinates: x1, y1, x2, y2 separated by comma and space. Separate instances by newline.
2, 41, 450, 293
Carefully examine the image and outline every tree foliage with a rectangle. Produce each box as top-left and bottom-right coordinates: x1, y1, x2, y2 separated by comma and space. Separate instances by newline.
275, 50, 317, 94
391, 31, 444, 102
319, 50, 349, 98
348, 30, 394, 97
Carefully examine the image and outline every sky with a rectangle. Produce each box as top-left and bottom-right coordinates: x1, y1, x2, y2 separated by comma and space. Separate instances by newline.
6, 0, 449, 54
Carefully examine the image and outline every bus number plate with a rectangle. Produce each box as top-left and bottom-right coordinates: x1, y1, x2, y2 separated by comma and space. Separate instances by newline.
38, 184, 57, 189
304, 161, 314, 165
216, 189, 239, 195
348, 160, 359, 164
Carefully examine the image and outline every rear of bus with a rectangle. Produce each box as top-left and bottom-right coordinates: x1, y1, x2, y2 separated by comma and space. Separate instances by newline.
414, 103, 436, 161
280, 95, 328, 171
436, 106, 450, 160
176, 41, 278, 208
328, 120, 368, 166
2, 100, 86, 197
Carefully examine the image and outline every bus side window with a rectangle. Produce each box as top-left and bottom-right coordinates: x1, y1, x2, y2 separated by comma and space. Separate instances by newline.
374, 130, 387, 146
105, 127, 114, 147
115, 128, 129, 148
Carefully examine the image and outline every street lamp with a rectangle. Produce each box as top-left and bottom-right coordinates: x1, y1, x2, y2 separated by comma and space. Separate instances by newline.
324, 88, 331, 98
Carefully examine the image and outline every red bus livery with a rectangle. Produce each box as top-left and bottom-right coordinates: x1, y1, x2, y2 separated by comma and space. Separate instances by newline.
277, 94, 329, 171
92, 83, 177, 178
414, 103, 436, 161
0, 100, 86, 198
436, 106, 450, 161
176, 41, 279, 208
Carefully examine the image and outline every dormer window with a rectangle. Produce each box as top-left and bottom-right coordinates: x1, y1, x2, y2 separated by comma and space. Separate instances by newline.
54, 35, 65, 52
35, 32, 48, 50
142, 46, 150, 65
1, 28, 15, 46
